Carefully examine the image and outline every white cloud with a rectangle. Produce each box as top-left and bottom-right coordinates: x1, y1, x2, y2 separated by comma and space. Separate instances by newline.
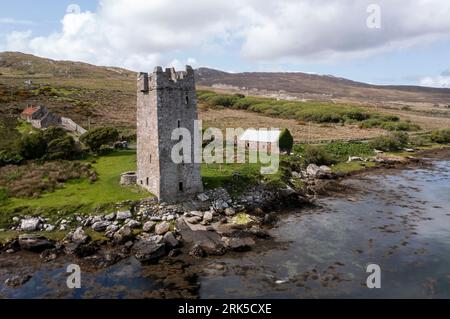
2, 0, 450, 70
421, 69, 450, 88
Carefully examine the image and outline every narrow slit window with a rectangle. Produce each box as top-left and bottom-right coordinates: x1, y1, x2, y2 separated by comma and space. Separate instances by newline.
179, 182, 184, 192
149, 154, 152, 163
185, 95, 189, 105
177, 120, 181, 128
146, 177, 149, 186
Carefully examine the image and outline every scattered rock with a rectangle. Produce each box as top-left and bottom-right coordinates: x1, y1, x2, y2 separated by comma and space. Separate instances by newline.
143, 221, 156, 232
189, 244, 206, 258
91, 221, 110, 232
116, 211, 132, 220
126, 219, 141, 229
155, 221, 170, 235
132, 237, 166, 262
163, 232, 179, 248
105, 212, 116, 221
347, 156, 364, 162
113, 225, 133, 244
5, 275, 32, 288
20, 217, 41, 232
203, 211, 213, 223
222, 237, 255, 252
224, 207, 236, 216
18, 234, 54, 253
72, 227, 90, 244
45, 225, 55, 232
185, 216, 202, 225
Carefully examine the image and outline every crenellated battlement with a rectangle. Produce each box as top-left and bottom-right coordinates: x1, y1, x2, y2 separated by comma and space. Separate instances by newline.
138, 65, 195, 92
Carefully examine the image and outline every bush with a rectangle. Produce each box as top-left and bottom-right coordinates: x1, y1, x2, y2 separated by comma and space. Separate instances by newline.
278, 128, 294, 153
303, 145, 337, 166
80, 127, 119, 153
324, 141, 374, 160
45, 136, 76, 160
380, 121, 420, 132
42, 127, 67, 143
430, 129, 450, 144
0, 150, 23, 166
369, 132, 409, 152
18, 132, 47, 160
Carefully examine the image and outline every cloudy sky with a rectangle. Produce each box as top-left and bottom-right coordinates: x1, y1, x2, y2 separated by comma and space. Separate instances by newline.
1, 0, 450, 87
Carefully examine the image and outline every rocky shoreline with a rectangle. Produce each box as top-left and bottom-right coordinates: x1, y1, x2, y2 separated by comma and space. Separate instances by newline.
1, 147, 448, 290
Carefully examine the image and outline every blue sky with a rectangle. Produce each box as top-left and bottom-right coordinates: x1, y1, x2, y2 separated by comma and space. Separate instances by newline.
1, 0, 450, 87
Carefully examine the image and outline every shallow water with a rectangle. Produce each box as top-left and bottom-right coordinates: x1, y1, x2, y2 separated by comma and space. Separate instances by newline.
1, 159, 449, 299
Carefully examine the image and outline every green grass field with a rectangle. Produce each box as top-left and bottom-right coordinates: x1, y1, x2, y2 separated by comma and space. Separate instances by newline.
2, 150, 150, 213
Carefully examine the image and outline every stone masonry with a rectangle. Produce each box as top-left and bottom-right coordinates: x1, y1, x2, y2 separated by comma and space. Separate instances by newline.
137, 66, 204, 202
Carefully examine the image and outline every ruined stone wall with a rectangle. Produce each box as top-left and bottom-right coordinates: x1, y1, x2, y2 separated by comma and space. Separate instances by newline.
137, 66, 203, 202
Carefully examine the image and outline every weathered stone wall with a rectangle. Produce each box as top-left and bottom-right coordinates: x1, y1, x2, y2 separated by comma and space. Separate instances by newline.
137, 66, 203, 202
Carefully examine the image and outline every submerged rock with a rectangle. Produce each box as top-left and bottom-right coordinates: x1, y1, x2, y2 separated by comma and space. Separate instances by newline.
4, 274, 32, 288
18, 234, 54, 253
132, 237, 167, 262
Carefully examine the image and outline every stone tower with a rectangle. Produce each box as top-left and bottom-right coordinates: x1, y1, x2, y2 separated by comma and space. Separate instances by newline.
136, 66, 203, 202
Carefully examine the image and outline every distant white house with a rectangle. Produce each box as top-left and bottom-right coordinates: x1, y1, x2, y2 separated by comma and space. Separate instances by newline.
239, 129, 281, 154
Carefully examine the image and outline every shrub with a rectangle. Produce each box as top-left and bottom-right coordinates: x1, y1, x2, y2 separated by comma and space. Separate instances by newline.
380, 121, 420, 132
80, 127, 119, 153
303, 145, 337, 166
45, 136, 76, 160
18, 132, 47, 159
0, 150, 23, 166
42, 127, 67, 143
278, 128, 294, 153
324, 141, 374, 159
430, 129, 450, 144
369, 132, 409, 152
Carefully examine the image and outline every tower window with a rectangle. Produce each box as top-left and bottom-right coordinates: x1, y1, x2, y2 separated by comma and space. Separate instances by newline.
146, 177, 149, 186
149, 154, 152, 163
179, 182, 184, 192
177, 120, 181, 128
185, 95, 189, 105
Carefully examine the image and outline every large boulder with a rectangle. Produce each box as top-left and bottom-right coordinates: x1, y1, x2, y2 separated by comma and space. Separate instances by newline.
132, 237, 167, 262
18, 234, 54, 253
20, 218, 41, 232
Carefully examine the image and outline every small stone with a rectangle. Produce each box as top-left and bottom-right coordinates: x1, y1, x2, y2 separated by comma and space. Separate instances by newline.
127, 219, 141, 229
12, 217, 20, 223
163, 232, 179, 248
155, 221, 170, 235
224, 208, 236, 216
143, 221, 156, 232
113, 225, 133, 244
186, 216, 201, 225
72, 227, 90, 244
91, 221, 110, 232
105, 212, 116, 221
20, 218, 41, 232
116, 211, 132, 220
203, 211, 213, 223
190, 211, 204, 218
189, 244, 206, 258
